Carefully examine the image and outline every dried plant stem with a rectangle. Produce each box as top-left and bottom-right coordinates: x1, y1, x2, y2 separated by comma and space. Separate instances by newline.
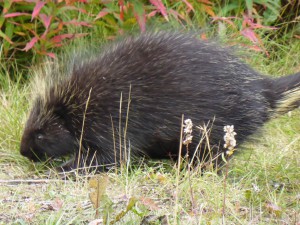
77, 88, 92, 175
0, 179, 67, 185
187, 154, 196, 215
222, 157, 229, 223
124, 85, 132, 195
110, 115, 117, 174
203, 123, 213, 163
123, 85, 132, 167
174, 114, 184, 225
119, 92, 123, 169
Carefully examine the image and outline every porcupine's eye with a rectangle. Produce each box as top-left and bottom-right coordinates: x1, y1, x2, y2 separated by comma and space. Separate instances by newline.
35, 133, 44, 142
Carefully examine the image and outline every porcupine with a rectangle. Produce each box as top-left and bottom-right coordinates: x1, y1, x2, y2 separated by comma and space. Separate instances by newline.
20, 32, 300, 172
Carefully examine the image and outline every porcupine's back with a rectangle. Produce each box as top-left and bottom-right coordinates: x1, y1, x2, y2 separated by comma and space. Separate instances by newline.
21, 32, 300, 170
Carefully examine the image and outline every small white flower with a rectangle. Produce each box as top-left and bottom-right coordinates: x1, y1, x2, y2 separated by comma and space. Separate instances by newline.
183, 134, 193, 145
184, 119, 193, 134
183, 119, 193, 145
223, 125, 237, 153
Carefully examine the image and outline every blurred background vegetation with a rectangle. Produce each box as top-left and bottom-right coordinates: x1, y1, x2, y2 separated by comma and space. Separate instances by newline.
1, 0, 299, 80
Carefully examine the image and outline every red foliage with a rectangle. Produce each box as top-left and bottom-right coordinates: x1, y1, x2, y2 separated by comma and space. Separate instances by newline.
31, 1, 46, 20
149, 0, 168, 21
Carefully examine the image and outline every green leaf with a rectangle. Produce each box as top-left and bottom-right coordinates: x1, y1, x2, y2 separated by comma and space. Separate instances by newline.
245, 189, 252, 201
0, 16, 5, 29
3, 22, 14, 55
3, 0, 13, 14
245, 0, 253, 14
110, 197, 138, 224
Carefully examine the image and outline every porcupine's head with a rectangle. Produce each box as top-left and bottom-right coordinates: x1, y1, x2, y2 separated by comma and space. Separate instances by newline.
20, 95, 76, 162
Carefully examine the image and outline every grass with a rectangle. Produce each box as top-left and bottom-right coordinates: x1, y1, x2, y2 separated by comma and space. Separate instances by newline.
0, 33, 300, 224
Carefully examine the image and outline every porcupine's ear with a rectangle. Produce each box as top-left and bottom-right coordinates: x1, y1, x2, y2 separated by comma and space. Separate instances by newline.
53, 104, 69, 120
46, 86, 71, 123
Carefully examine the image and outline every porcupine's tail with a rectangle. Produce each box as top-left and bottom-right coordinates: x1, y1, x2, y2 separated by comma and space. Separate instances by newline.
265, 72, 300, 115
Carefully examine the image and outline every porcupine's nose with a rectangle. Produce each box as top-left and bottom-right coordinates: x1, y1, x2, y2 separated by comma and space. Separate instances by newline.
20, 137, 39, 161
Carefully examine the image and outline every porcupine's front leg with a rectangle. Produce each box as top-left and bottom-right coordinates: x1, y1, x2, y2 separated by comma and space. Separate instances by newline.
56, 148, 111, 175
